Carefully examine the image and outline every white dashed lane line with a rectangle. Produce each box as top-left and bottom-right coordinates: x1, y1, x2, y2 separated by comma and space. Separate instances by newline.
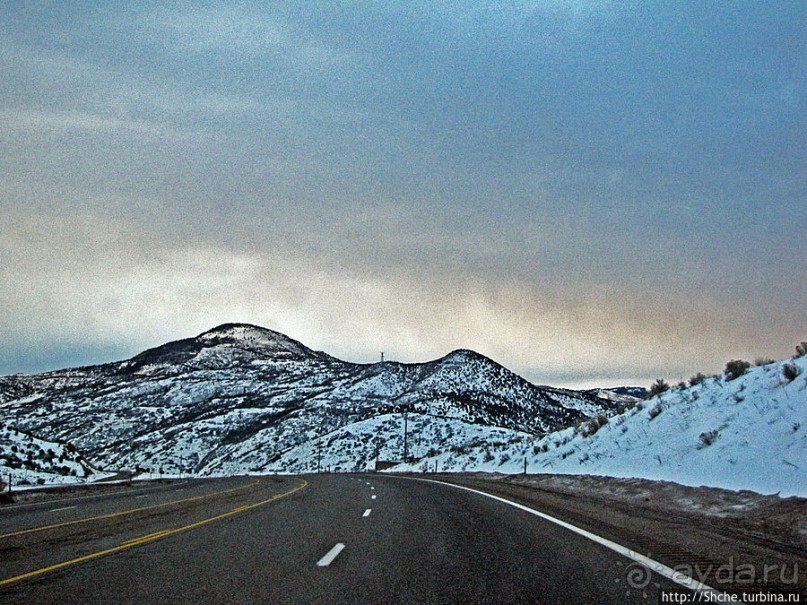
317, 543, 346, 567
363, 509, 371, 517
371, 495, 376, 500
49, 506, 76, 513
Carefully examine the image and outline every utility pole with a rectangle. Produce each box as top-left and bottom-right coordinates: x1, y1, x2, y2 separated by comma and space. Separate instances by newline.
381, 351, 384, 363
524, 458, 527, 475
317, 420, 326, 474
317, 439, 322, 474
128, 435, 135, 485
403, 411, 408, 463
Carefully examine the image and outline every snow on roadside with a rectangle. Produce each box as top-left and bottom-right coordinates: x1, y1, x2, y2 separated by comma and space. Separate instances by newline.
391, 355, 807, 497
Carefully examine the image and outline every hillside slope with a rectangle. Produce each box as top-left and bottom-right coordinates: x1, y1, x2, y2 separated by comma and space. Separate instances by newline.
393, 355, 807, 497
0, 324, 616, 477
0, 423, 104, 487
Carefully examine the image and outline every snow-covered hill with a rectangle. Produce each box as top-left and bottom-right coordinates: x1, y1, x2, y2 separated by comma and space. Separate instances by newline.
582, 386, 647, 406
393, 354, 807, 497
0, 324, 617, 479
0, 422, 103, 487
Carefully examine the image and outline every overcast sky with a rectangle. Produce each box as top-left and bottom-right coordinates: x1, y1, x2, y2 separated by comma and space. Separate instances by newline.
1, 2, 804, 388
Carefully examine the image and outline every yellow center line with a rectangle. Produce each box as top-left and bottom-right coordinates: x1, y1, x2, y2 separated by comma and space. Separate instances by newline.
0, 479, 262, 540
0, 478, 307, 589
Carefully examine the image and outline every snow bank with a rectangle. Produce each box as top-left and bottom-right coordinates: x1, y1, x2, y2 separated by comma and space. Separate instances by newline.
393, 355, 807, 497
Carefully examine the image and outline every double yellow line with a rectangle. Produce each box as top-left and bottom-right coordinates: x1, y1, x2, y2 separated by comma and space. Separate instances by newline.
0, 479, 308, 588
0, 480, 260, 540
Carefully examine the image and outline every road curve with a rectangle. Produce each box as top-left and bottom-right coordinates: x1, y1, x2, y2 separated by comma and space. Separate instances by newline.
1, 474, 709, 604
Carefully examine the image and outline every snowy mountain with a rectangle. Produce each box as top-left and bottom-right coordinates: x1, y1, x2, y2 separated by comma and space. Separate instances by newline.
0, 324, 618, 477
583, 386, 648, 405
0, 422, 103, 487
393, 354, 807, 497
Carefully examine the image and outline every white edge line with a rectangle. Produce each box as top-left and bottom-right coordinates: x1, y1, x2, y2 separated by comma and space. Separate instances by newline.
412, 478, 724, 597
317, 543, 345, 567
363, 509, 371, 517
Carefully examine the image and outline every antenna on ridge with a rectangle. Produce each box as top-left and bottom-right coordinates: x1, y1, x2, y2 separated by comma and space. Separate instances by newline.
381, 351, 384, 363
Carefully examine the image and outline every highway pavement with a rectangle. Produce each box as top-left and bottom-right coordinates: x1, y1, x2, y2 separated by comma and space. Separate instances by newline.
1, 474, 715, 604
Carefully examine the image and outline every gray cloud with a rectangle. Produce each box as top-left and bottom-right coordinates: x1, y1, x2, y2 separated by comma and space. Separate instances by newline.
2, 207, 799, 388
1, 2, 803, 387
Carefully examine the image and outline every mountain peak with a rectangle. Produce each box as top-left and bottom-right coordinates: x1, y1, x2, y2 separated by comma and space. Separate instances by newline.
194, 323, 321, 361
439, 349, 493, 364
197, 323, 290, 344
121, 323, 326, 373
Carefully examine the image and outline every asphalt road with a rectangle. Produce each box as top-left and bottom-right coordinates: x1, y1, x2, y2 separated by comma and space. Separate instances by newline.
1, 474, 714, 604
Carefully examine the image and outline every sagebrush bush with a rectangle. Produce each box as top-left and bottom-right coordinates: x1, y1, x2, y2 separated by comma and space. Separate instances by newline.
648, 403, 663, 420
649, 378, 670, 396
699, 430, 719, 447
689, 372, 707, 387
782, 363, 801, 382
580, 414, 609, 437
755, 357, 775, 367
724, 359, 750, 381
796, 342, 807, 358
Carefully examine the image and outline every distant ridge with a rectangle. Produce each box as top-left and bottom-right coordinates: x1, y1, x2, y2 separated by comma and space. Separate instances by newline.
1, 324, 619, 478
